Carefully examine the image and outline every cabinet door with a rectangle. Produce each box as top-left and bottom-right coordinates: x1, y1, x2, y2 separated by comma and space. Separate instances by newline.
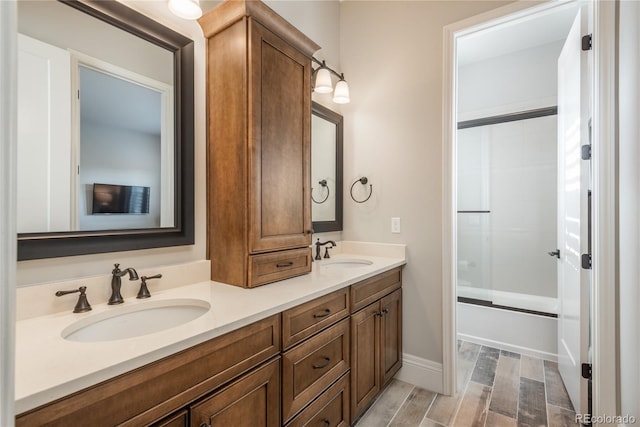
381, 289, 402, 386
190, 358, 280, 427
350, 303, 381, 422
152, 410, 188, 427
248, 19, 312, 253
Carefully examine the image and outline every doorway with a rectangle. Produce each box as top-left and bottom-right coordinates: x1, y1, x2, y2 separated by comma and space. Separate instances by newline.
441, 0, 604, 419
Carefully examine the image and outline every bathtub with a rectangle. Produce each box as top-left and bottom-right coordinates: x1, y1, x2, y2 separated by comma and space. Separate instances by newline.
457, 285, 558, 361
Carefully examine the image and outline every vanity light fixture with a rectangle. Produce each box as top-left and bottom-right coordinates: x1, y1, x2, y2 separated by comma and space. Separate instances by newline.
168, 0, 202, 19
333, 74, 350, 104
312, 57, 350, 104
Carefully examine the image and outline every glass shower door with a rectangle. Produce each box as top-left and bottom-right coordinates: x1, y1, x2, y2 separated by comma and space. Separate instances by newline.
457, 126, 491, 302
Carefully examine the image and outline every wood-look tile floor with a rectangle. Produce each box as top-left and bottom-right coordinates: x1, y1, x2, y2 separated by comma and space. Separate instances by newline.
355, 341, 578, 427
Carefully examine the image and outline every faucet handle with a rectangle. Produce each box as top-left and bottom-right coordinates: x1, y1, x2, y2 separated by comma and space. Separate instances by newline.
323, 246, 333, 259
56, 286, 92, 313
137, 274, 162, 299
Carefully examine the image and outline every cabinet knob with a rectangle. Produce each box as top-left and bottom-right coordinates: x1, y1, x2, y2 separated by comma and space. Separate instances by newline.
382, 308, 389, 315
200, 424, 211, 427
306, 228, 314, 235
322, 419, 331, 426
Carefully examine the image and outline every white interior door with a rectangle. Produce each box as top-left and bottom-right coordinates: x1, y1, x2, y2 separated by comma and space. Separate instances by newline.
17, 34, 71, 233
556, 7, 590, 415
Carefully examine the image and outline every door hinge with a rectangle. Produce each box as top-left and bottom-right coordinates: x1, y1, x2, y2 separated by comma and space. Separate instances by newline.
582, 34, 592, 51
581, 253, 592, 270
581, 363, 592, 380
581, 144, 592, 160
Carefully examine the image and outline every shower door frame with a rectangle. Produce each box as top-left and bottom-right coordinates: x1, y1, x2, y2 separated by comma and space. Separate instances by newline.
442, 0, 617, 419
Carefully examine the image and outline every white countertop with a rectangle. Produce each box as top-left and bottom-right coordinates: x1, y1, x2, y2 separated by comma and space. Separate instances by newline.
15, 250, 405, 414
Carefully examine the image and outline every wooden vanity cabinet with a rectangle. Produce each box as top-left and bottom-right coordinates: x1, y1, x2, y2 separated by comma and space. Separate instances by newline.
198, 0, 320, 288
285, 373, 350, 427
16, 315, 281, 427
280, 288, 351, 425
190, 357, 281, 427
153, 410, 189, 427
16, 268, 403, 427
350, 269, 403, 424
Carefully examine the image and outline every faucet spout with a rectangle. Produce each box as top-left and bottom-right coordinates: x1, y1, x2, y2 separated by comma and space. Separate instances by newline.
108, 264, 139, 305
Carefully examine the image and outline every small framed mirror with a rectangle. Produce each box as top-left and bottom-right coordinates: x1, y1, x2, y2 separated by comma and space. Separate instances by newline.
16, 0, 194, 260
311, 102, 343, 233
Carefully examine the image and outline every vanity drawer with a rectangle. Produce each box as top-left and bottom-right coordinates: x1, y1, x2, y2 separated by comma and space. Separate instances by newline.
282, 318, 350, 422
282, 288, 350, 350
285, 373, 350, 427
16, 315, 280, 427
351, 267, 402, 313
248, 247, 312, 288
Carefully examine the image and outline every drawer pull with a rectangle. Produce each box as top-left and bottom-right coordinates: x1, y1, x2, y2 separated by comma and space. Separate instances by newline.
276, 261, 294, 268
312, 356, 331, 369
313, 308, 331, 319
322, 419, 330, 426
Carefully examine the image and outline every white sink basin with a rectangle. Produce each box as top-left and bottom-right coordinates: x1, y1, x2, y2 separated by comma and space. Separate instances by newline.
62, 298, 211, 342
321, 258, 373, 269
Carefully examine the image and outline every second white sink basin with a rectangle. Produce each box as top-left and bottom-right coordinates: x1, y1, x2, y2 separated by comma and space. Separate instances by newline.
321, 258, 374, 269
62, 298, 211, 343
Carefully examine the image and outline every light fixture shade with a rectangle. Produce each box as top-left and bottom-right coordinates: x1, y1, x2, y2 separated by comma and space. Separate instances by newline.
314, 67, 333, 94
168, 0, 202, 19
333, 79, 350, 104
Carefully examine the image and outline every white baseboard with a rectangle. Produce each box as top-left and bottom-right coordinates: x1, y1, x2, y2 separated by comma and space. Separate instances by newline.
394, 353, 444, 394
457, 332, 558, 361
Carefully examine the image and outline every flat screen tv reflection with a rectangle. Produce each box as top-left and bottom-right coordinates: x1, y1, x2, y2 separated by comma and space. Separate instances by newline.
92, 183, 150, 214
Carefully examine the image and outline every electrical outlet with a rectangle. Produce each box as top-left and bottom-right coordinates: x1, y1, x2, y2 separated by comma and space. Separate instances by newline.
391, 217, 401, 234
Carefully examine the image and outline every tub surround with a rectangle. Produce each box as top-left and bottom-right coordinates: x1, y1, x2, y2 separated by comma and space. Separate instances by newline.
15, 241, 405, 414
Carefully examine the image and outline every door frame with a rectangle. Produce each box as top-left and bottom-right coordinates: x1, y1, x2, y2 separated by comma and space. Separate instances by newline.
0, 0, 17, 424
442, 0, 617, 418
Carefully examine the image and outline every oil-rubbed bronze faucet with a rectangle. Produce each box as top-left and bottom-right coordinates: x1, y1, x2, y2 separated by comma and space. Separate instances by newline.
137, 274, 162, 299
108, 263, 139, 305
55, 286, 92, 313
315, 239, 337, 260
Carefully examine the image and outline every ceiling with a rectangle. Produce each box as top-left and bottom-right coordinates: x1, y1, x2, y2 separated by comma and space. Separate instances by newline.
457, 3, 581, 66
79, 66, 162, 136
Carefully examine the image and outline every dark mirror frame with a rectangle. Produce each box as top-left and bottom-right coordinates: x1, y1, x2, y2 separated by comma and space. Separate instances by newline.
17, 0, 195, 261
311, 102, 343, 233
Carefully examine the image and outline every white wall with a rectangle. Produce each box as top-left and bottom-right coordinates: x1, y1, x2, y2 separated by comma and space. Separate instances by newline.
618, 0, 640, 419
458, 40, 563, 119
340, 0, 513, 367
79, 121, 161, 230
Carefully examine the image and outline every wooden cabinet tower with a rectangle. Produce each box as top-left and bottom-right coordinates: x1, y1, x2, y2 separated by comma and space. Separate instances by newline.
199, 1, 320, 287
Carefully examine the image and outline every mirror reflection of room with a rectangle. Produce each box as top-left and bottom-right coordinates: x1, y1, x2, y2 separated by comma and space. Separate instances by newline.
311, 113, 336, 222
16, 0, 174, 233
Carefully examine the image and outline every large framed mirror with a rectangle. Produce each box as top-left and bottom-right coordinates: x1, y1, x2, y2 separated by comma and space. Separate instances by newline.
17, 0, 194, 260
311, 102, 343, 233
